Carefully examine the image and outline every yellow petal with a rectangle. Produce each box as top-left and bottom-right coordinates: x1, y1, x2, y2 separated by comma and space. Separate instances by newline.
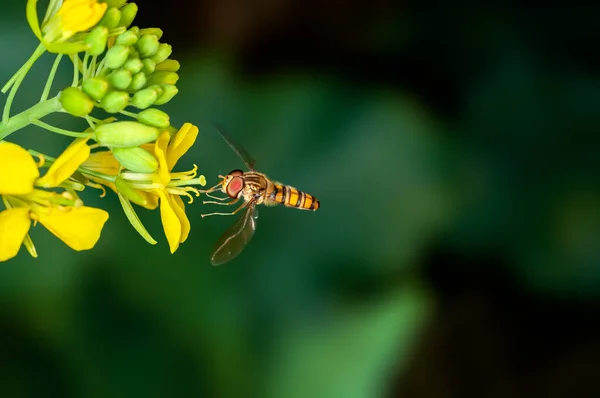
0, 142, 39, 195
141, 191, 159, 210
171, 194, 190, 243
37, 138, 90, 188
158, 191, 181, 253
140, 143, 154, 153
154, 131, 171, 185
58, 0, 107, 35
0, 208, 31, 262
82, 150, 120, 175
167, 123, 198, 171
37, 206, 109, 251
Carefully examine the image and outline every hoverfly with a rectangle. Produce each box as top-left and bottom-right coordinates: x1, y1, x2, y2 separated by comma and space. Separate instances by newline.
201, 126, 320, 265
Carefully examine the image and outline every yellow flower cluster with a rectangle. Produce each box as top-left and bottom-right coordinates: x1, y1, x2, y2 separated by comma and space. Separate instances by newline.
0, 0, 205, 262
0, 140, 108, 261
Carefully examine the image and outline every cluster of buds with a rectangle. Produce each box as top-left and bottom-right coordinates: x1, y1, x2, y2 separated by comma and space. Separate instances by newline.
60, 8, 179, 117
49, 1, 188, 190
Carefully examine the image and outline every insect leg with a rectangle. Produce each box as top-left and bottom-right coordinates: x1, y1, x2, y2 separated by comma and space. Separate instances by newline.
204, 192, 230, 201
201, 200, 249, 218
203, 197, 241, 206
199, 178, 225, 194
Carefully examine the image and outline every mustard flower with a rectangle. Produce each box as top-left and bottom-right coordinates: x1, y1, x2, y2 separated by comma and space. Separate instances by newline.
0, 140, 109, 261
27, 0, 108, 53
150, 124, 205, 253
81, 123, 206, 253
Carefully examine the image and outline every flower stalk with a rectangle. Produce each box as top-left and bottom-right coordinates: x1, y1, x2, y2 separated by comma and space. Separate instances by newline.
0, 96, 62, 140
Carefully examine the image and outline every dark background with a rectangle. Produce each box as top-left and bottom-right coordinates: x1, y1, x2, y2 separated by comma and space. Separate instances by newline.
1, 1, 599, 397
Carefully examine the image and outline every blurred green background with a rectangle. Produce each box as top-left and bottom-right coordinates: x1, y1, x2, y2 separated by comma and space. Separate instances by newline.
1, 1, 599, 397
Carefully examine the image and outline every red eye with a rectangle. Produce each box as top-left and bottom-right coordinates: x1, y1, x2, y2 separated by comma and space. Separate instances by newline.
226, 176, 244, 198
229, 169, 244, 176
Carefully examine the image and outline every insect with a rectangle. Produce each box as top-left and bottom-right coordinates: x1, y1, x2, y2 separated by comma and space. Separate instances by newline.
200, 125, 320, 266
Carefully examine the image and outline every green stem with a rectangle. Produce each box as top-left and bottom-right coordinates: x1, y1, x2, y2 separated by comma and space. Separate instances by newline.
71, 54, 80, 86
119, 109, 138, 119
28, 149, 56, 165
2, 62, 30, 94
82, 53, 89, 79
91, 55, 97, 76
2, 44, 46, 123
42, 0, 61, 25
80, 169, 117, 183
30, 119, 91, 138
0, 95, 62, 140
84, 115, 95, 130
95, 58, 106, 77
40, 53, 63, 101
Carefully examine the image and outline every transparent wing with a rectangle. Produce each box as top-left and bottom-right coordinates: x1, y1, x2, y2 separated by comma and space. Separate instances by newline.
215, 124, 256, 170
210, 202, 258, 266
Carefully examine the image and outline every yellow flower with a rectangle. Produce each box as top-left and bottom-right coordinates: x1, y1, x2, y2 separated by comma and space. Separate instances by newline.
27, 0, 108, 53
0, 141, 108, 261
55, 0, 107, 35
151, 123, 202, 253
81, 123, 206, 253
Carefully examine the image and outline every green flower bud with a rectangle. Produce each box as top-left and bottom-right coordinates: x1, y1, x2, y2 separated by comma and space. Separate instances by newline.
139, 28, 163, 40
109, 69, 133, 90
153, 85, 178, 105
151, 43, 172, 64
137, 108, 170, 129
112, 147, 158, 173
100, 90, 130, 113
103, 0, 127, 7
100, 7, 121, 29
149, 85, 163, 97
82, 77, 109, 101
128, 48, 140, 60
60, 87, 94, 117
137, 34, 159, 58
129, 26, 140, 35
131, 88, 158, 109
94, 121, 160, 148
155, 59, 180, 72
85, 26, 109, 56
115, 30, 138, 46
119, 3, 138, 28
147, 71, 179, 86
115, 176, 149, 207
123, 58, 143, 74
104, 44, 130, 69
128, 72, 147, 91
142, 58, 155, 75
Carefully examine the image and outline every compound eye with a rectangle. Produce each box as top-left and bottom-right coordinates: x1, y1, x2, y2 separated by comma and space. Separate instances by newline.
226, 176, 244, 198
229, 169, 244, 177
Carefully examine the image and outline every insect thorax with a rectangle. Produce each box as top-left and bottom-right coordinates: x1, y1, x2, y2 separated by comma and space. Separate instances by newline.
242, 172, 270, 202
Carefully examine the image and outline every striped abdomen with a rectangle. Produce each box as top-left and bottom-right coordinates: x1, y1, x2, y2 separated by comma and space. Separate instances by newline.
270, 183, 320, 211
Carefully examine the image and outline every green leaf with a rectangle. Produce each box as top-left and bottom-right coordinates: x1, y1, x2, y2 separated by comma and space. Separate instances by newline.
265, 285, 432, 398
